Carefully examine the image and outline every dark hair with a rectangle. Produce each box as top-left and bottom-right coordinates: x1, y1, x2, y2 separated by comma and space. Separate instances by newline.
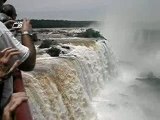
3, 0, 7, 3
1, 4, 17, 19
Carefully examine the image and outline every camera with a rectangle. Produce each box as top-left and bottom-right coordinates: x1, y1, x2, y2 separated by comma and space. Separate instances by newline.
12, 21, 23, 29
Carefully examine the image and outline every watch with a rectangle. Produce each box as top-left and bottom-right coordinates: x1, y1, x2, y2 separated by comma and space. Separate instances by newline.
22, 31, 33, 36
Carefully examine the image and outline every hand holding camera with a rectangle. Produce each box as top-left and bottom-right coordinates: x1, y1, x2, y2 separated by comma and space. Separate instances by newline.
12, 18, 32, 31
12, 21, 22, 29
21, 18, 32, 32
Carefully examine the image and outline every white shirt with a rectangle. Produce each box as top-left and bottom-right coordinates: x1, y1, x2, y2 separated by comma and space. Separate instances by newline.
0, 21, 30, 107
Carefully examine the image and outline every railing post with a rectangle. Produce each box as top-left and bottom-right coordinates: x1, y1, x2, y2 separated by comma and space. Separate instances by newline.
13, 69, 33, 120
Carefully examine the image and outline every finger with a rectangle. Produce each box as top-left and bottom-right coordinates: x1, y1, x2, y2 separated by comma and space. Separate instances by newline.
8, 60, 21, 73
5, 51, 21, 61
1, 47, 12, 53
0, 48, 12, 58
9, 97, 28, 112
1, 51, 20, 65
12, 92, 27, 98
5, 98, 15, 109
1, 60, 21, 79
0, 51, 4, 57
8, 92, 27, 107
4, 48, 20, 58
23, 18, 27, 22
27, 19, 31, 24
2, 111, 11, 120
4, 60, 21, 78
4, 20, 15, 25
8, 20, 15, 23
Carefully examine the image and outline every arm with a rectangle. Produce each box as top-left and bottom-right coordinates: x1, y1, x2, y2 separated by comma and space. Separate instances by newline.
18, 19, 36, 71
0, 21, 35, 71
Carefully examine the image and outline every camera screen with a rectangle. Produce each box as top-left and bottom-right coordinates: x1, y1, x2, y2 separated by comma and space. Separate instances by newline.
13, 23, 18, 27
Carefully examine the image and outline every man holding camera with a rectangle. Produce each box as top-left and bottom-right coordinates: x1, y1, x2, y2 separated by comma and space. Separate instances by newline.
0, 0, 36, 119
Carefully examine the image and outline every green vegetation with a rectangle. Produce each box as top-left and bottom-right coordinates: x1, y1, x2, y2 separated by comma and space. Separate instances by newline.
76, 28, 104, 38
29, 19, 98, 28
147, 72, 156, 79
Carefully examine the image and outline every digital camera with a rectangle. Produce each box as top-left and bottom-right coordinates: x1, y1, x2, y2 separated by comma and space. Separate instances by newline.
12, 21, 23, 29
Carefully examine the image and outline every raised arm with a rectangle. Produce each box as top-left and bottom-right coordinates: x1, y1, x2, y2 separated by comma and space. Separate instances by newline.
18, 19, 36, 71
0, 20, 36, 72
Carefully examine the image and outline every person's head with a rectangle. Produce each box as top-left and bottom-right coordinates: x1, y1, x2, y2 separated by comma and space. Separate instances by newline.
1, 4, 17, 20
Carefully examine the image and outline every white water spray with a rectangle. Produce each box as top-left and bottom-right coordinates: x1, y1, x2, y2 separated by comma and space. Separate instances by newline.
93, 0, 160, 120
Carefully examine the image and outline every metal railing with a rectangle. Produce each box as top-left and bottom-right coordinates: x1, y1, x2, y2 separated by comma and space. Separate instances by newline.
13, 70, 33, 120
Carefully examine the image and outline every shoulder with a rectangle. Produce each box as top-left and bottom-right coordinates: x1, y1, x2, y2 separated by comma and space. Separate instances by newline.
0, 22, 10, 37
0, 22, 13, 37
0, 21, 10, 32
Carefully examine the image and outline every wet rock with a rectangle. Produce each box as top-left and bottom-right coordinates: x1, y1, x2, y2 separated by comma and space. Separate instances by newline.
47, 47, 61, 57
39, 40, 58, 48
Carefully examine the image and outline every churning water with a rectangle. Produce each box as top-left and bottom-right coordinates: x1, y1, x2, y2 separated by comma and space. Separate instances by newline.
22, 39, 117, 120
92, 62, 160, 120
22, 31, 160, 120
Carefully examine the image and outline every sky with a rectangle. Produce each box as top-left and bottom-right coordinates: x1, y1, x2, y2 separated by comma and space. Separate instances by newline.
6, 0, 108, 20
5, 0, 160, 21
5, 0, 160, 22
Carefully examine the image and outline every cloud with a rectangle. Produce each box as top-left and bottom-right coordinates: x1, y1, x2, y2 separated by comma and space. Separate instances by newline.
6, 0, 107, 20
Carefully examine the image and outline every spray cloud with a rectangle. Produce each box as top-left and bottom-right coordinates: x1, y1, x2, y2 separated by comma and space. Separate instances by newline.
99, 0, 160, 76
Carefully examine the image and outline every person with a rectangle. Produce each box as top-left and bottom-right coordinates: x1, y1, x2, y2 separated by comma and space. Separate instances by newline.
1, 4, 37, 41
0, 48, 28, 120
1, 4, 17, 20
0, 18, 36, 107
0, 4, 17, 29
0, 0, 36, 119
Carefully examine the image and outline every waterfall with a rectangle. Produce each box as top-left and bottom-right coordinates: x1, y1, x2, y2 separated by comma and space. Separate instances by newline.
22, 39, 117, 120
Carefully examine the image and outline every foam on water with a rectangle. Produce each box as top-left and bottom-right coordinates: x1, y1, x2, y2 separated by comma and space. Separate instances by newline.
92, 63, 160, 120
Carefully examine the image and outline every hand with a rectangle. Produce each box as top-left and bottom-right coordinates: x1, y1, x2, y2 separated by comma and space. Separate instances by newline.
4, 20, 15, 29
0, 48, 21, 81
21, 18, 32, 32
2, 92, 28, 120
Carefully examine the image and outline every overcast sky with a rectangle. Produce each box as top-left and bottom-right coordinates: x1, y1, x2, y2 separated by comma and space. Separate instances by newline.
6, 0, 160, 21
6, 0, 108, 20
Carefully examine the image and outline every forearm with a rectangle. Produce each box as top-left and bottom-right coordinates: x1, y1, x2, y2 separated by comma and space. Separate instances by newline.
18, 35, 36, 71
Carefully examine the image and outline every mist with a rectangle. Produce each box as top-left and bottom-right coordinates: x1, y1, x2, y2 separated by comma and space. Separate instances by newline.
100, 0, 160, 76
92, 1, 160, 119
